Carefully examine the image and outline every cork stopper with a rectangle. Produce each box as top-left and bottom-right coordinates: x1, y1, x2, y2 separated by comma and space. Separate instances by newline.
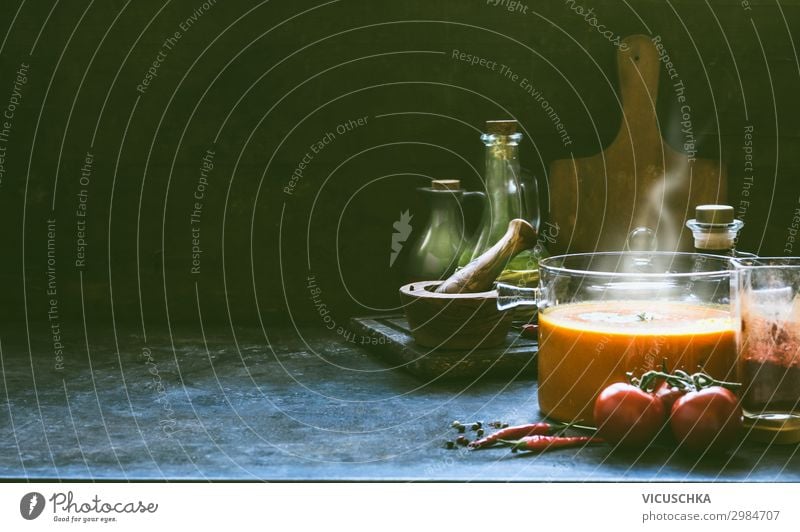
686, 204, 743, 252
696, 204, 734, 225
431, 179, 461, 191
485, 120, 518, 135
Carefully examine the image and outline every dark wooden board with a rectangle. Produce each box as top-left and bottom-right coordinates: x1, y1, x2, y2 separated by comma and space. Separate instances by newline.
350, 315, 537, 381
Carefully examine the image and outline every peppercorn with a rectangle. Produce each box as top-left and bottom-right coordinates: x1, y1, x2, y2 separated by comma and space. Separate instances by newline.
451, 420, 467, 433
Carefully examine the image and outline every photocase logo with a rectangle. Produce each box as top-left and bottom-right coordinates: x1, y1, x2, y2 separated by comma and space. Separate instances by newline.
20, 492, 45, 520
389, 210, 413, 267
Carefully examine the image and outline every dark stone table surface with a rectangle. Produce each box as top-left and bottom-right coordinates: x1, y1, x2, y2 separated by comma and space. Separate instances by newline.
1, 326, 798, 481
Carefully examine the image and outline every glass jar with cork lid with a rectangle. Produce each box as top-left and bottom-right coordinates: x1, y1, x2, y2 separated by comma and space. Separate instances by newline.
685, 204, 754, 258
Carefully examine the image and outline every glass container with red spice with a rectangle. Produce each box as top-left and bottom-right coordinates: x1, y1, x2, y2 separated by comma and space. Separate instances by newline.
734, 257, 800, 444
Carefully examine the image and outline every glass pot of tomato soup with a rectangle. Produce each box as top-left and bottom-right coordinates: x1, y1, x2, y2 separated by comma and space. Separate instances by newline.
498, 252, 737, 424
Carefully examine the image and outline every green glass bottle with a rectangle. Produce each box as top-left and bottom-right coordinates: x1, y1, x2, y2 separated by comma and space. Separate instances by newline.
459, 120, 540, 285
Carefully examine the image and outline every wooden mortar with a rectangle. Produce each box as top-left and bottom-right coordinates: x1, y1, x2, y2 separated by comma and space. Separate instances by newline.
399, 280, 513, 349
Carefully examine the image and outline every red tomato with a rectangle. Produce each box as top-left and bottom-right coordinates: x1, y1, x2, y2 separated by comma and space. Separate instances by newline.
593, 383, 665, 449
654, 382, 687, 417
670, 387, 742, 454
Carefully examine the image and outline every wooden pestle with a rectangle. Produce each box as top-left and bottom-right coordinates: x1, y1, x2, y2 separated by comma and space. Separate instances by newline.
435, 219, 537, 294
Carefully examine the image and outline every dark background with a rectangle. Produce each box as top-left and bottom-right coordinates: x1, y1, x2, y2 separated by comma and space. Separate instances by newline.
0, 0, 798, 348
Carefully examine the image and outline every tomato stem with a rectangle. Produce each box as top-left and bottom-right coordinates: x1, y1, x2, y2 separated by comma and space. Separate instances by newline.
636, 369, 740, 393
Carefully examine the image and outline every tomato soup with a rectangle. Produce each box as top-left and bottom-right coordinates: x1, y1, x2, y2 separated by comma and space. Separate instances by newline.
538, 301, 737, 424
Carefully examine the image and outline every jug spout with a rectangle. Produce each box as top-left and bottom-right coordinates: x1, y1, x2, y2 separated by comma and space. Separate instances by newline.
496, 282, 539, 311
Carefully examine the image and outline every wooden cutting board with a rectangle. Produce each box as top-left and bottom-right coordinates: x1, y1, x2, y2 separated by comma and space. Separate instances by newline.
548, 34, 727, 254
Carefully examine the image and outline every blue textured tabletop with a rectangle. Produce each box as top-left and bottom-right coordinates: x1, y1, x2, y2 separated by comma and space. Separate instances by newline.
1, 327, 797, 481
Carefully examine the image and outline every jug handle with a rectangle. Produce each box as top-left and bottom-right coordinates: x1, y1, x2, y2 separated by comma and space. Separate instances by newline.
519, 175, 541, 232
460, 190, 486, 236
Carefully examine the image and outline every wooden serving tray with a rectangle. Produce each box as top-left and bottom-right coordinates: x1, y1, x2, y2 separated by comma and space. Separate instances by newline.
350, 315, 537, 381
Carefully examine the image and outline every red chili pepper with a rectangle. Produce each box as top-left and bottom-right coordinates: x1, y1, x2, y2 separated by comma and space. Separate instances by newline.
468, 422, 560, 449
506, 435, 603, 453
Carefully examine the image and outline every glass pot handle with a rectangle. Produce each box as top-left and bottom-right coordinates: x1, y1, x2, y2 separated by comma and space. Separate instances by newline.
496, 282, 540, 311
